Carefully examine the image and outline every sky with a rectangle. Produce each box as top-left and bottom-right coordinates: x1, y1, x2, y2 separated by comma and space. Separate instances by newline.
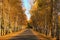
22, 0, 34, 20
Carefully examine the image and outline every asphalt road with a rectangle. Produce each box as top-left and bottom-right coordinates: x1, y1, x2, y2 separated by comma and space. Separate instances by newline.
9, 29, 39, 40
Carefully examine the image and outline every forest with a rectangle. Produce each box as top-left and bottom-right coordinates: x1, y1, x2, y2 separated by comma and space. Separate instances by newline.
0, 0, 60, 40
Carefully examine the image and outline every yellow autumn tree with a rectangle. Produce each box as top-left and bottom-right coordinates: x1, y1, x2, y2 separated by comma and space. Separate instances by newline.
30, 0, 52, 36
0, 0, 27, 36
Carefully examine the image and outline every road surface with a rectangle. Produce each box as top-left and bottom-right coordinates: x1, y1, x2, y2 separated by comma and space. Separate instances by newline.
0, 29, 55, 40
9, 29, 39, 40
